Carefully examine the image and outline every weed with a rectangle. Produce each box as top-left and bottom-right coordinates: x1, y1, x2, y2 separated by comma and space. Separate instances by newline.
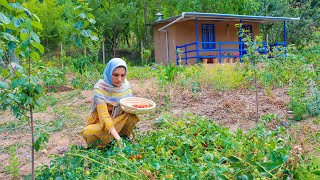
34, 95, 59, 112
35, 119, 64, 133
41, 67, 67, 92
72, 70, 102, 90
5, 145, 20, 179
293, 155, 320, 179
313, 117, 320, 125
127, 65, 157, 80
0, 119, 29, 133
71, 56, 91, 75
288, 79, 308, 120
306, 80, 320, 117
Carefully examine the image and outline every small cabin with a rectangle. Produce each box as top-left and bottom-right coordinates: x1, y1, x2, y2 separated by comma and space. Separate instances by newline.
153, 12, 300, 65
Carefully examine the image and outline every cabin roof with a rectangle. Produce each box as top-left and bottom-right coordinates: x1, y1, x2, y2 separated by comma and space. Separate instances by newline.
154, 12, 300, 25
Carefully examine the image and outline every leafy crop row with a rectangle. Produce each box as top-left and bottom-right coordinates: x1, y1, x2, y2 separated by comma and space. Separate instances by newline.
35, 113, 319, 179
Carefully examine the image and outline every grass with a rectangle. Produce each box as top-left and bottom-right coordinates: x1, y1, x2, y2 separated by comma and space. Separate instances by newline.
0, 119, 29, 133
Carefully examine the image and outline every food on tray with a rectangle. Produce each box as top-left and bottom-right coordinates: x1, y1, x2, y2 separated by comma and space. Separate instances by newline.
132, 104, 153, 108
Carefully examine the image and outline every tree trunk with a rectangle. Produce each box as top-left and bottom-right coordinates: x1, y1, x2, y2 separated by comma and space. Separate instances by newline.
144, 0, 148, 45
30, 106, 35, 180
0, 58, 5, 68
102, 41, 105, 64
60, 43, 63, 67
141, 40, 144, 64
46, 39, 49, 60
113, 34, 116, 57
158, 0, 161, 10
126, 35, 130, 48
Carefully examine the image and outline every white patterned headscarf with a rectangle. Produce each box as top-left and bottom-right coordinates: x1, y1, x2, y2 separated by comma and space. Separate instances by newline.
92, 58, 133, 117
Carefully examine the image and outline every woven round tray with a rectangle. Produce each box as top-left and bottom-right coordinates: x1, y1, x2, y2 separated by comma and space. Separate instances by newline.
120, 97, 156, 114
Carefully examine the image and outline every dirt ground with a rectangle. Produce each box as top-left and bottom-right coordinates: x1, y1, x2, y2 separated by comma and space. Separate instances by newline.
0, 78, 318, 179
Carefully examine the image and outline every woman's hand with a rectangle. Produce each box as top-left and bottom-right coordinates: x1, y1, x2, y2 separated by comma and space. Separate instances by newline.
110, 128, 123, 148
117, 139, 123, 149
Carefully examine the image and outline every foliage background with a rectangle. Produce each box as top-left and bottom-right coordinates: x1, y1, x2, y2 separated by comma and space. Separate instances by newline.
12, 0, 319, 65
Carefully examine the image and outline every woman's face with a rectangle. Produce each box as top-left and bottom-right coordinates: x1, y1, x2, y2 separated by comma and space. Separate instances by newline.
112, 67, 126, 87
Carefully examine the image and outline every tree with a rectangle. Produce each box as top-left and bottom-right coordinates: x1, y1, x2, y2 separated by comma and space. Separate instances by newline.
0, 1, 45, 179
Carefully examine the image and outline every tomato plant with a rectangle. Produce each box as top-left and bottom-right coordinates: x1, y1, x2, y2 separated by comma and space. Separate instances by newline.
35, 113, 316, 179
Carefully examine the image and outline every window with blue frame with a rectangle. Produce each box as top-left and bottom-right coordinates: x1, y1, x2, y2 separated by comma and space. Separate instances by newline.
201, 24, 216, 49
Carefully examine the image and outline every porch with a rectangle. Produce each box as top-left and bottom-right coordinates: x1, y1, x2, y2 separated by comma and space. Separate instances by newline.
176, 41, 286, 65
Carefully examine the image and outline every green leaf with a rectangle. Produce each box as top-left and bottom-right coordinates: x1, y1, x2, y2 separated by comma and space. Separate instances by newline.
258, 162, 281, 172
74, 21, 84, 30
237, 174, 249, 180
151, 161, 160, 171
283, 155, 289, 162
14, 18, 24, 28
32, 14, 40, 22
80, 29, 91, 37
1, 32, 19, 42
31, 21, 42, 30
228, 155, 241, 163
85, 8, 93, 12
8, 41, 17, 50
26, 83, 33, 92
23, 8, 32, 18
75, 37, 82, 47
20, 28, 29, 34
20, 92, 27, 104
87, 13, 95, 19
25, 19, 32, 31
31, 31, 40, 43
88, 18, 96, 24
90, 35, 99, 41
12, 78, 26, 88
20, 32, 28, 41
31, 41, 44, 54
27, 97, 33, 105
73, 5, 81, 10
0, 81, 8, 89
34, 139, 40, 151
219, 157, 228, 164
312, 170, 320, 176
35, 99, 41, 106
0, 12, 10, 24
30, 51, 40, 61
21, 38, 29, 51
9, 2, 23, 10
30, 75, 38, 84
1, 68, 10, 77
78, 13, 87, 19
24, 48, 30, 59
204, 153, 213, 162
0, 0, 12, 10
35, 84, 42, 94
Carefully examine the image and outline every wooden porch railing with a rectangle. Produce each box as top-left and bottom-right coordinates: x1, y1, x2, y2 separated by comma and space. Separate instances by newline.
176, 41, 285, 65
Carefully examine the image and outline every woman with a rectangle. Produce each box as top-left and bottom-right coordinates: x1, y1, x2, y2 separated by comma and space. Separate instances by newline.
82, 58, 139, 148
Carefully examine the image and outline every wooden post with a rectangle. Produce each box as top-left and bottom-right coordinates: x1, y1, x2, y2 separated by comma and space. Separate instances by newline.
141, 41, 144, 64
60, 43, 63, 67
102, 41, 105, 64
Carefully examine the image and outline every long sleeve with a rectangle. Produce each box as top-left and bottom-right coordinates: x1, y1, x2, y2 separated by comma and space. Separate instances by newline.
96, 103, 115, 132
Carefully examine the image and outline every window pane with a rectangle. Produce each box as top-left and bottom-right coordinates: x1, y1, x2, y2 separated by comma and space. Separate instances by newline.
202, 24, 215, 49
